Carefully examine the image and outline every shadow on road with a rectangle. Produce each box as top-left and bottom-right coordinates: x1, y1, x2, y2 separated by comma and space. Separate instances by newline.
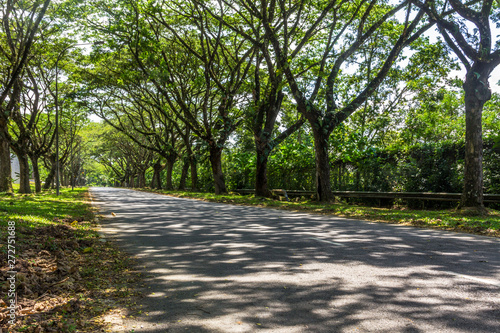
92, 188, 500, 333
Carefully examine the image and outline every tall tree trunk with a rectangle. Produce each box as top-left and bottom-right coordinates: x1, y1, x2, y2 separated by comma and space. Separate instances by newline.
70, 164, 75, 189
136, 172, 141, 188
29, 155, 41, 193
0, 139, 12, 192
129, 174, 135, 188
209, 146, 227, 195
253, 112, 304, 197
137, 171, 146, 188
255, 146, 271, 197
60, 170, 65, 187
61, 171, 67, 187
151, 162, 163, 189
312, 129, 333, 202
189, 155, 198, 191
151, 168, 157, 189
122, 172, 129, 187
43, 168, 55, 190
460, 64, 491, 213
165, 158, 175, 190
178, 158, 189, 190
17, 153, 31, 194
43, 156, 56, 190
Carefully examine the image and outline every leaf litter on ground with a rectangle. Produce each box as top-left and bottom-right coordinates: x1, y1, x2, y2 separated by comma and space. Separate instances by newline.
0, 189, 143, 333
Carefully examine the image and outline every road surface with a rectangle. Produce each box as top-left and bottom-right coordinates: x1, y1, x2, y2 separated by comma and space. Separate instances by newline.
90, 187, 500, 333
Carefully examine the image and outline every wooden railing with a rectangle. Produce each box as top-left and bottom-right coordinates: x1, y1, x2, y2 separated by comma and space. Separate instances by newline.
233, 189, 500, 203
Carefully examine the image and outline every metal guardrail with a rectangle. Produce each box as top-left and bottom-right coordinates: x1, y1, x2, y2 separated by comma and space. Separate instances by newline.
233, 189, 500, 203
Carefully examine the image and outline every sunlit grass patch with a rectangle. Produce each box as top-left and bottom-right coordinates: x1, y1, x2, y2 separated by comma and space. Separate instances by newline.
0, 187, 91, 238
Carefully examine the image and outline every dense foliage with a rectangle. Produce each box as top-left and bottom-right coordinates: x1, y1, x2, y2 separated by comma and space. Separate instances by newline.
0, 0, 499, 210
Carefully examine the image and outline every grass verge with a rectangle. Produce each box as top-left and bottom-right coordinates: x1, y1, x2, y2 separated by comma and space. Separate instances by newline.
0, 187, 140, 332
138, 188, 500, 237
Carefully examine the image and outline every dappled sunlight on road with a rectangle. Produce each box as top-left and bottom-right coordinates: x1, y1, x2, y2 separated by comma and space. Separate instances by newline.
91, 187, 500, 333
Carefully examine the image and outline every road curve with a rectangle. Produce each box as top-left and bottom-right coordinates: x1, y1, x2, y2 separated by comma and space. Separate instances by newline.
90, 187, 500, 333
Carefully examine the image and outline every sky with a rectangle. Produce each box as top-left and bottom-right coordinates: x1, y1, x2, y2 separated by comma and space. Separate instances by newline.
487, 68, 500, 93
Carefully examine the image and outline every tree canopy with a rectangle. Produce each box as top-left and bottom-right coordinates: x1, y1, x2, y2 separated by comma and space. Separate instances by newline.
1, 0, 499, 212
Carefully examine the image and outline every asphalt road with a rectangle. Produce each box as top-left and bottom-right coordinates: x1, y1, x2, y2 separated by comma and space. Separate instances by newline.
90, 187, 500, 333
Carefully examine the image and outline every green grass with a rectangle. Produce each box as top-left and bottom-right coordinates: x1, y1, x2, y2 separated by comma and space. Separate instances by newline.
139, 188, 500, 237
0, 186, 94, 240
0, 186, 140, 332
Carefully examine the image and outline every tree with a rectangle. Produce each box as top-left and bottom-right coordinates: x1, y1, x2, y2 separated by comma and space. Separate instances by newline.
0, 0, 51, 192
241, 0, 432, 201
86, 0, 256, 194
82, 44, 197, 190
197, 1, 307, 196
412, 0, 500, 213
17, 67, 55, 193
